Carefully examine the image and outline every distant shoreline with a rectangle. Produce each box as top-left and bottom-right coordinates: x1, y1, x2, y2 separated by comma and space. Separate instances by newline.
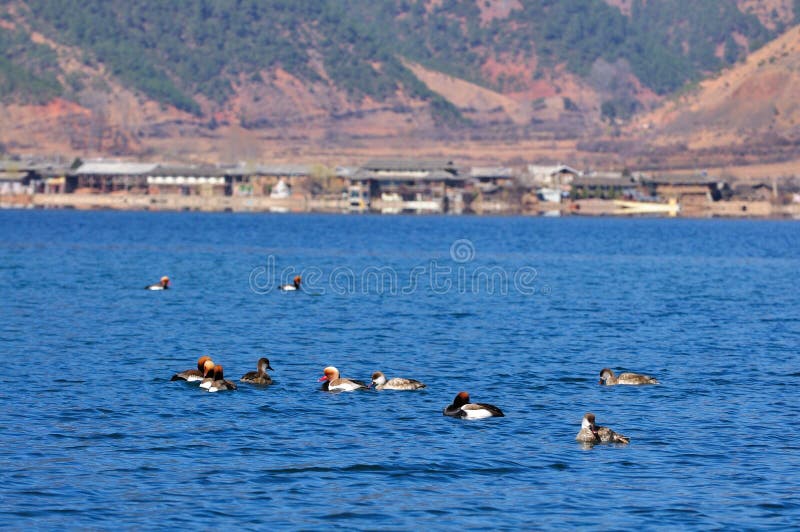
2, 193, 800, 219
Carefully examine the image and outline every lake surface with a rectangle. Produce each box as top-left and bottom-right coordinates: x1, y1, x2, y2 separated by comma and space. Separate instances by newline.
1, 210, 798, 529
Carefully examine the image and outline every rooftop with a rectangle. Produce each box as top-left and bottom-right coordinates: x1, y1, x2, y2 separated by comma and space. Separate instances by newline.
644, 175, 721, 186
527, 164, 581, 176
362, 159, 457, 172
74, 162, 159, 175
352, 168, 468, 182
471, 167, 513, 178
572, 176, 637, 187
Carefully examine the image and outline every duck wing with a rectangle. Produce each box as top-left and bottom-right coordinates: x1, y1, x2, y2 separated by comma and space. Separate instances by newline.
386, 377, 426, 389
618, 372, 658, 384
240, 370, 272, 383
597, 426, 629, 444
171, 369, 201, 381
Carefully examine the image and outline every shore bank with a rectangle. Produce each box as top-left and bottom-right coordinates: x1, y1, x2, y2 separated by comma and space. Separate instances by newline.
2, 193, 800, 218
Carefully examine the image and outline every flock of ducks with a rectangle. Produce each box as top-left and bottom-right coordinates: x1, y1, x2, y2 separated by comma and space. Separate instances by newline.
576, 368, 659, 444
170, 352, 658, 443
171, 356, 274, 391
156, 276, 658, 444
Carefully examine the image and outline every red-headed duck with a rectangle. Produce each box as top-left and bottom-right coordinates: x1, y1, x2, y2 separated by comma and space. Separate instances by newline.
319, 366, 368, 392
443, 391, 504, 419
198, 360, 218, 389
171, 356, 213, 382
207, 365, 237, 392
279, 276, 301, 291
240, 358, 274, 385
371, 371, 426, 390
576, 413, 629, 444
599, 368, 658, 386
146, 276, 170, 290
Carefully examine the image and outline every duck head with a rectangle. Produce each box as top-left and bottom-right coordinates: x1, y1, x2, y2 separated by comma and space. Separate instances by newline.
582, 413, 599, 437
452, 391, 470, 408
318, 366, 339, 382
258, 357, 274, 373
370, 371, 386, 387
196, 356, 212, 372
599, 368, 614, 385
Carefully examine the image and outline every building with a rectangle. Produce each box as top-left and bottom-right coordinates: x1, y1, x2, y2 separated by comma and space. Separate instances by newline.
642, 175, 724, 204
470, 167, 515, 194
230, 164, 311, 197
731, 181, 777, 202
1, 161, 71, 194
527, 164, 581, 187
146, 165, 229, 196
36, 166, 72, 194
570, 176, 639, 199
348, 159, 468, 213
0, 161, 37, 195
69, 162, 233, 196
71, 162, 159, 194
0, 167, 33, 195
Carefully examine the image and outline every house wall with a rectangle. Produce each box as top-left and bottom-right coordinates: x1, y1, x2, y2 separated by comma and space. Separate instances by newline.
656, 184, 711, 198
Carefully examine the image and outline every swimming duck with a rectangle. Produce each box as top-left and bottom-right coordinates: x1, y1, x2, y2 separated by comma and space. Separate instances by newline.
146, 276, 170, 290
197, 360, 217, 389
207, 365, 237, 392
443, 391, 504, 419
240, 358, 274, 385
575, 413, 629, 444
171, 356, 213, 382
371, 371, 426, 390
319, 366, 368, 392
599, 368, 658, 386
279, 276, 301, 291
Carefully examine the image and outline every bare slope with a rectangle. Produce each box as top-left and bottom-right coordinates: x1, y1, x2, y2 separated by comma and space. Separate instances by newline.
638, 24, 800, 148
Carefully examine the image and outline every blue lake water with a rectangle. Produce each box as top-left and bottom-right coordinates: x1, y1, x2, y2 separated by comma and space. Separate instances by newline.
1, 210, 799, 528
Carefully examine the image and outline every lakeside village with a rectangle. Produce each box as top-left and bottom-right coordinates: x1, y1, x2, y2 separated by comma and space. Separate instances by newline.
2, 158, 800, 218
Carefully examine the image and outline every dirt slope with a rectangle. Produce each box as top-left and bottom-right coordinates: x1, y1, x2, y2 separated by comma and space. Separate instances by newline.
635, 24, 800, 149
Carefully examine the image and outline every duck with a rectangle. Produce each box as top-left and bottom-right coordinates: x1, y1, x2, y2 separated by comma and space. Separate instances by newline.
197, 360, 218, 389
207, 365, 237, 392
370, 371, 426, 390
575, 413, 629, 444
443, 391, 504, 419
145, 276, 170, 290
318, 366, 368, 392
171, 356, 213, 382
599, 368, 658, 386
279, 276, 301, 291
240, 357, 274, 385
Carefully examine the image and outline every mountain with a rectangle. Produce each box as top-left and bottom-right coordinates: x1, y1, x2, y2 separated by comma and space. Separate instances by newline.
638, 23, 800, 146
1, 0, 798, 164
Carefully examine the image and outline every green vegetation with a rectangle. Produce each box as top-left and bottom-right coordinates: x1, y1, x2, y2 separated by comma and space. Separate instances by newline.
0, 0, 779, 117
23, 0, 439, 115
0, 27, 62, 103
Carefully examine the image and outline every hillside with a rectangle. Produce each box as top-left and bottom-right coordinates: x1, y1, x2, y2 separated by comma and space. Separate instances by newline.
1, 0, 799, 166
631, 23, 800, 168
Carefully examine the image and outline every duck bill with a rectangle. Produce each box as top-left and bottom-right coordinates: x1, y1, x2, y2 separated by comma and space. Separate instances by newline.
318, 376, 328, 382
